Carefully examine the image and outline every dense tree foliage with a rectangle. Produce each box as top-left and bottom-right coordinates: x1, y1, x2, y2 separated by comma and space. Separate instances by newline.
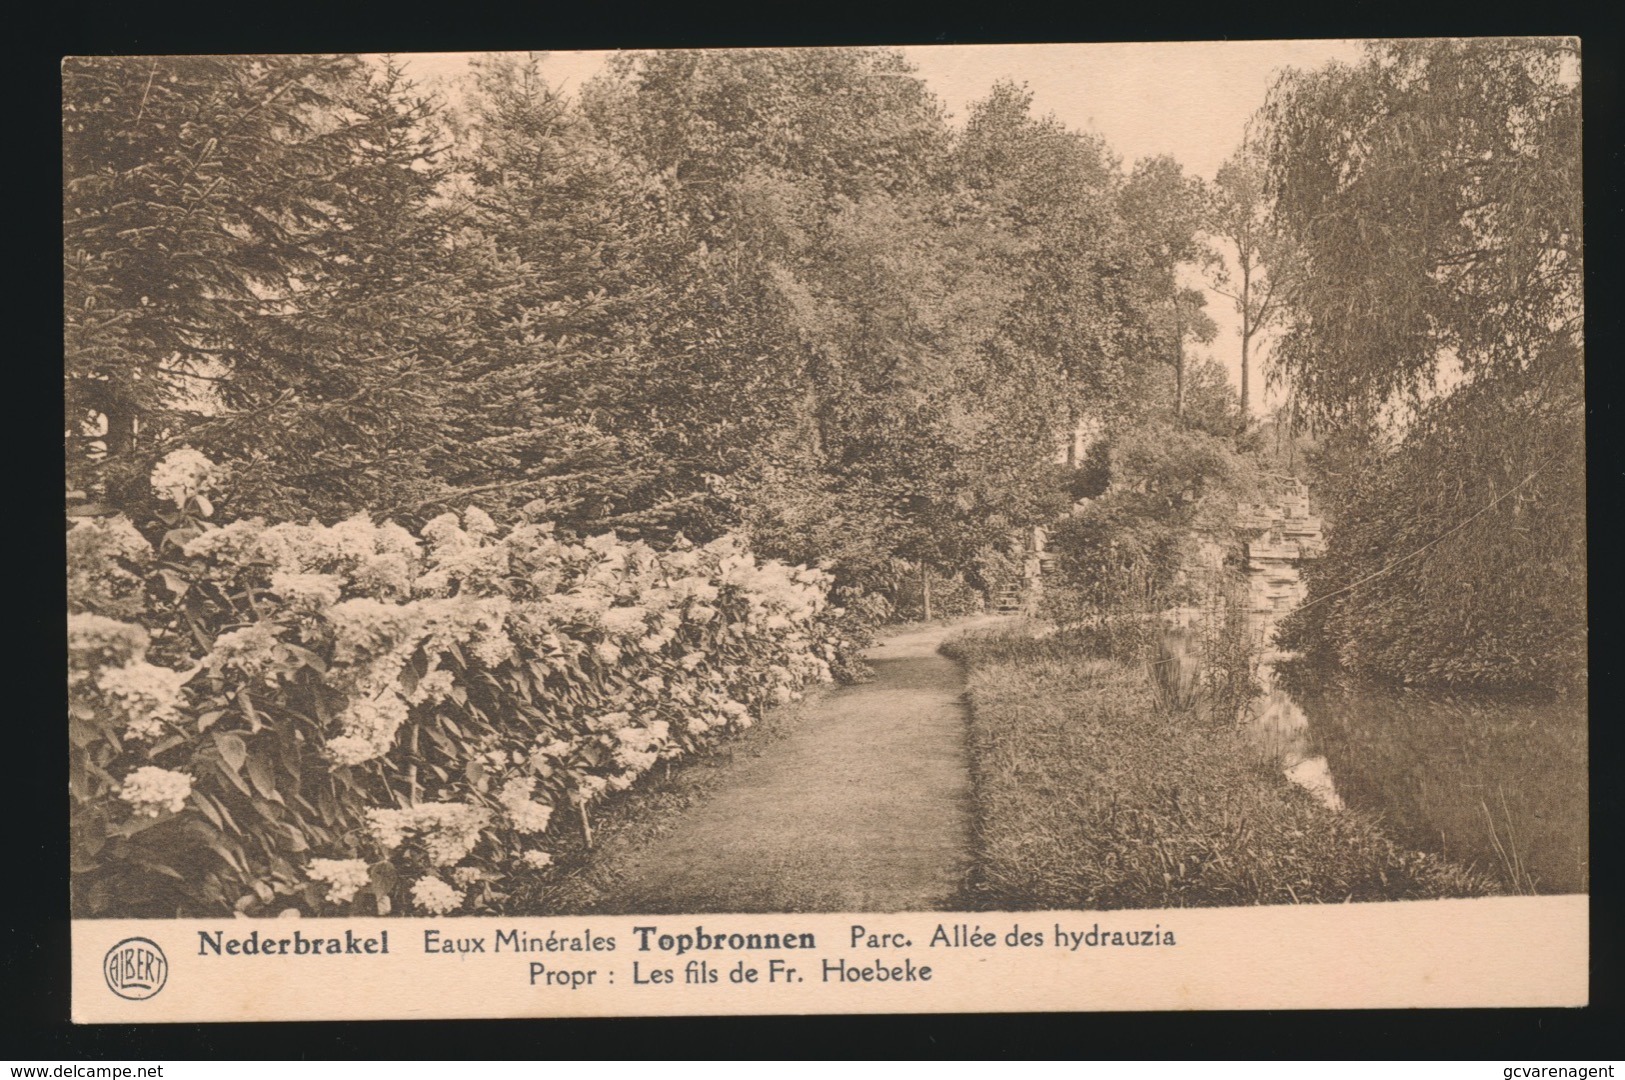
1280, 377, 1585, 691
1261, 39, 1580, 418
1262, 39, 1584, 692
65, 56, 463, 520
68, 45, 1579, 683
68, 50, 1215, 613
1119, 155, 1218, 423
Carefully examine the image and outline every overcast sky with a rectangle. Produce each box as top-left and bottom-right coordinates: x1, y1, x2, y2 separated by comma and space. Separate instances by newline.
394, 42, 1375, 416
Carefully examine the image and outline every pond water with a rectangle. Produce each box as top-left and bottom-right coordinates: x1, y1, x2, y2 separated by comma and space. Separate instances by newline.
1244, 680, 1343, 813
1241, 648, 1589, 895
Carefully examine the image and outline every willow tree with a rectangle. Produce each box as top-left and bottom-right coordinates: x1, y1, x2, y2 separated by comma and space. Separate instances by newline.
1263, 38, 1584, 691
1261, 39, 1581, 418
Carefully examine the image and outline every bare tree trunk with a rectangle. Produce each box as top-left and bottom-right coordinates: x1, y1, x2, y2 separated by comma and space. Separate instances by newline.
1241, 326, 1254, 428
1286, 394, 1297, 474
921, 566, 933, 622
1237, 326, 1251, 442
1173, 301, 1185, 422
99, 403, 140, 504
104, 404, 136, 458
1238, 259, 1253, 428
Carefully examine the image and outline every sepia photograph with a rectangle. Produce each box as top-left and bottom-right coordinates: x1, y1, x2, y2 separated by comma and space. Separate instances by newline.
63, 39, 1587, 1018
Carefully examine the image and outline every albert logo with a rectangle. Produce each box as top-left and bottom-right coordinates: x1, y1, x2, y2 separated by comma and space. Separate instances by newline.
104, 937, 168, 1000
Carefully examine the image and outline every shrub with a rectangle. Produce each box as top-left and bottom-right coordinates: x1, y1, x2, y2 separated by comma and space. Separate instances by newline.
886, 568, 985, 622
1277, 376, 1585, 694
69, 454, 849, 917
1040, 421, 1256, 655
969, 544, 1025, 595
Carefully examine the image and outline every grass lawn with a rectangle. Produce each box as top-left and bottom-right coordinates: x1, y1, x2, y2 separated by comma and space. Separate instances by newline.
943, 626, 1498, 910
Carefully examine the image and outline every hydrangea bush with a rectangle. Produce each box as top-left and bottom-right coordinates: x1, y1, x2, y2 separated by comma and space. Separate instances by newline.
70, 454, 846, 917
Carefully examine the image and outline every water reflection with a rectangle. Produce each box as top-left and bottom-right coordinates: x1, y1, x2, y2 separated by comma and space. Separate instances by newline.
1281, 674, 1588, 893
1237, 622, 1587, 893
1244, 650, 1344, 811
1226, 489, 1585, 892
1234, 479, 1338, 807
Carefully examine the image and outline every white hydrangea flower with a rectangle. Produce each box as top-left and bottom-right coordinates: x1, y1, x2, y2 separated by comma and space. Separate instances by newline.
306, 858, 371, 904
366, 807, 411, 851
66, 516, 153, 614
571, 775, 608, 805
150, 448, 220, 507
613, 725, 653, 752
543, 590, 610, 627
340, 516, 422, 596
67, 613, 151, 682
583, 532, 625, 559
416, 803, 492, 866
250, 516, 421, 597
520, 850, 553, 869
671, 576, 720, 604
614, 747, 658, 775
70, 514, 150, 562
96, 660, 194, 739
416, 538, 510, 598
601, 606, 648, 637
410, 876, 463, 915
364, 803, 490, 865
584, 710, 631, 734
119, 766, 193, 817
468, 629, 513, 668
534, 738, 573, 762
178, 518, 268, 577
404, 667, 456, 707
638, 631, 672, 653
420, 512, 468, 552
324, 597, 421, 665
204, 622, 283, 684
326, 692, 409, 765
497, 777, 555, 835
270, 571, 344, 609
326, 735, 378, 768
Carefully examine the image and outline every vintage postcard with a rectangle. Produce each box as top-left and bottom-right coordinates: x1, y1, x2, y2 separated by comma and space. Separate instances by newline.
65, 40, 1587, 1022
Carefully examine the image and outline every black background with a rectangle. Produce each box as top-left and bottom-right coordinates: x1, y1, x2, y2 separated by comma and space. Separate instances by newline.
19, 0, 1621, 1059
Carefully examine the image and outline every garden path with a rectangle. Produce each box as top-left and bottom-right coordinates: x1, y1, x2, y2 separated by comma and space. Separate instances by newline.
578, 615, 1009, 912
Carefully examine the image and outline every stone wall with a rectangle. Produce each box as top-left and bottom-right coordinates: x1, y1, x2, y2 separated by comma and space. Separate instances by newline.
1238, 478, 1324, 647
